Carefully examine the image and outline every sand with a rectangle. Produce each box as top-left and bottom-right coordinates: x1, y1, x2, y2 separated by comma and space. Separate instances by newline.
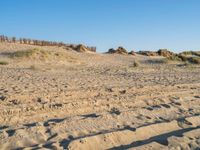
0, 42, 200, 150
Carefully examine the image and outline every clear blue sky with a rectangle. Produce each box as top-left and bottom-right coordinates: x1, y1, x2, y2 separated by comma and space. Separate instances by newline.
0, 0, 200, 52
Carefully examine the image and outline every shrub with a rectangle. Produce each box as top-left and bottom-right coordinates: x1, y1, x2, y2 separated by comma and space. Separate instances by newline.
178, 54, 189, 62
181, 51, 193, 56
7, 49, 49, 60
193, 52, 200, 57
137, 51, 158, 56
190, 57, 200, 64
163, 55, 181, 62
0, 61, 9, 65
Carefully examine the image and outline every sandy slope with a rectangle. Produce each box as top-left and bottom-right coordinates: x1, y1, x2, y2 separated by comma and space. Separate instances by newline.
0, 43, 200, 150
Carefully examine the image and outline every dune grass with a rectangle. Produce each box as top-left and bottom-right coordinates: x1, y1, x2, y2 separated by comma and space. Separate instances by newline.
180, 51, 193, 56
148, 58, 169, 64
190, 57, 200, 64
181, 51, 200, 57
10, 49, 37, 58
29, 65, 37, 70
0, 61, 9, 65
133, 60, 140, 67
9, 48, 50, 59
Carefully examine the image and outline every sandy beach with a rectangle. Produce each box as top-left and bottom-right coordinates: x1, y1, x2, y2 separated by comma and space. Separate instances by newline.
0, 42, 200, 149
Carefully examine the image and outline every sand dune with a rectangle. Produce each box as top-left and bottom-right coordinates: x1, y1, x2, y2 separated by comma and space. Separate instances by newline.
0, 43, 200, 149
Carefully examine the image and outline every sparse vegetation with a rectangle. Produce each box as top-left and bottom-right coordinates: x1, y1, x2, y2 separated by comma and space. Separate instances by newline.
0, 61, 9, 65
5, 48, 50, 60
1, 48, 78, 64
10, 49, 36, 58
180, 51, 200, 57
133, 60, 140, 67
148, 58, 169, 64
167, 55, 182, 62
178, 55, 188, 62
138, 49, 198, 63
183, 62, 191, 66
137, 51, 158, 56
192, 52, 200, 57
29, 65, 37, 70
181, 51, 193, 56
178, 52, 200, 64
190, 57, 200, 64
